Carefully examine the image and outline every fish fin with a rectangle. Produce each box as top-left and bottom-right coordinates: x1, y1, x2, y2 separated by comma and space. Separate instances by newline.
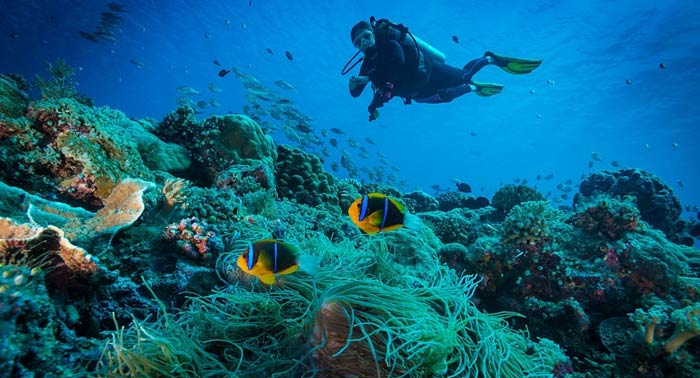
259, 273, 276, 285
297, 255, 321, 275
378, 224, 403, 232
403, 213, 423, 231
236, 254, 249, 272
367, 210, 385, 226
359, 225, 380, 235
276, 265, 299, 275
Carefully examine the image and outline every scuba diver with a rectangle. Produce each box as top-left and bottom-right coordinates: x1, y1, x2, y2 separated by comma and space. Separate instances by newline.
342, 17, 543, 121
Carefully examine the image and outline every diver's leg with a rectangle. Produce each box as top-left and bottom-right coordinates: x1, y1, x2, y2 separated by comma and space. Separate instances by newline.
414, 84, 473, 103
461, 57, 490, 80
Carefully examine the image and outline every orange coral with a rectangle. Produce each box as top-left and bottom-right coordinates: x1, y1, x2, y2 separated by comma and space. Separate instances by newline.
84, 178, 155, 234
0, 217, 97, 275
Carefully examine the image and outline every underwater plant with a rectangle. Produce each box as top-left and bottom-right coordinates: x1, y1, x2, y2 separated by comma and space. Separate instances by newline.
35, 59, 79, 100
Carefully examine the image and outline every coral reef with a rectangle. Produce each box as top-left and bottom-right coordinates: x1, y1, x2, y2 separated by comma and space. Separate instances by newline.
156, 108, 277, 186
274, 144, 337, 209
0, 98, 154, 210
569, 195, 640, 240
402, 190, 439, 212
0, 74, 30, 118
2, 76, 700, 377
0, 264, 88, 376
436, 191, 490, 211
576, 168, 683, 236
162, 216, 222, 261
501, 200, 565, 247
491, 184, 545, 215
421, 209, 480, 246
0, 217, 98, 277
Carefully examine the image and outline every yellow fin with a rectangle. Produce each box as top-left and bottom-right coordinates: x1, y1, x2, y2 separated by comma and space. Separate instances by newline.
259, 273, 276, 285
276, 265, 299, 276
367, 210, 385, 226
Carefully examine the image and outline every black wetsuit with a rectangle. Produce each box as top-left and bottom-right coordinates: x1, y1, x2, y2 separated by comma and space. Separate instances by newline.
350, 38, 490, 109
350, 39, 424, 100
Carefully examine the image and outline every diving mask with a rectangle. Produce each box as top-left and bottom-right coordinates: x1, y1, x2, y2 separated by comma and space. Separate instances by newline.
352, 30, 375, 52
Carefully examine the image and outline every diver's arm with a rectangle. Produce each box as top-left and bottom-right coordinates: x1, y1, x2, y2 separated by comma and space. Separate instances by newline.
349, 76, 370, 97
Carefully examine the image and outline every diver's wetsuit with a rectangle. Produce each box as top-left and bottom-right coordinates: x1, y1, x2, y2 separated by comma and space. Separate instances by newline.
416, 58, 490, 103
349, 39, 423, 100
350, 39, 490, 105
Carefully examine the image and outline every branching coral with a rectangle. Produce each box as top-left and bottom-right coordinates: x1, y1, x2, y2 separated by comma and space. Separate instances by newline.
163, 217, 219, 260
160, 178, 190, 215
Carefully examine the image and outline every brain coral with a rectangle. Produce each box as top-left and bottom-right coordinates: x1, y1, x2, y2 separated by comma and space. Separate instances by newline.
575, 168, 682, 236
492, 185, 545, 214
274, 145, 337, 209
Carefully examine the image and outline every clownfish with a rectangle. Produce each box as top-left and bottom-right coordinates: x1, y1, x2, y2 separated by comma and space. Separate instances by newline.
348, 193, 421, 234
236, 239, 317, 285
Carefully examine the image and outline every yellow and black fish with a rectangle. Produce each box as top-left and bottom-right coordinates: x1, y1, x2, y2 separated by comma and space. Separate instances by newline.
348, 193, 421, 234
237, 239, 311, 284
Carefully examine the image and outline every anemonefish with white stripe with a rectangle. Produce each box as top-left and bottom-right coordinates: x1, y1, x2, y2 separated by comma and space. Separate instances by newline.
347, 193, 422, 234
236, 239, 318, 285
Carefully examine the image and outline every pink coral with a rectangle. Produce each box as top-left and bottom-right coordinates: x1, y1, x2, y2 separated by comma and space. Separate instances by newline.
163, 217, 215, 260
570, 201, 638, 240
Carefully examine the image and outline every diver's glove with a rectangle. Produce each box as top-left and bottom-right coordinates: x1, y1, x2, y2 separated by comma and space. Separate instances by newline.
367, 82, 393, 121
349, 76, 370, 93
369, 108, 380, 121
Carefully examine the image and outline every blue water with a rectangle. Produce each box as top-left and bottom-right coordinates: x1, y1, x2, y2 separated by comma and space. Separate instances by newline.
2, 0, 699, 215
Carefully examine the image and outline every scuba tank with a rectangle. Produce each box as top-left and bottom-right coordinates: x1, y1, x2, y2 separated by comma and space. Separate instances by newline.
370, 17, 446, 64
409, 33, 446, 64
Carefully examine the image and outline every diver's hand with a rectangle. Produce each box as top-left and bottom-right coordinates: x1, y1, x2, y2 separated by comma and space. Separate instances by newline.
349, 76, 370, 92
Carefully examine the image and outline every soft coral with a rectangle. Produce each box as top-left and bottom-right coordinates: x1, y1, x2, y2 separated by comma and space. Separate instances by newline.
664, 303, 700, 353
